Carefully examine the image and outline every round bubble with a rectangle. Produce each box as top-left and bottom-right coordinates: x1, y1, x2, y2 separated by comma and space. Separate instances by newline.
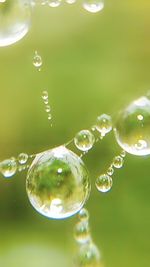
0, 0, 31, 47
114, 96, 150, 156
26, 146, 91, 219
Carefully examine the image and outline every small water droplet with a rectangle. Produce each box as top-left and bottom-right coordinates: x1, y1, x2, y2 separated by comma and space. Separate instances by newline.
82, 0, 104, 13
95, 174, 113, 193
74, 130, 95, 152
107, 166, 114, 176
120, 150, 126, 158
65, 0, 76, 4
18, 153, 29, 165
74, 221, 91, 244
48, 0, 62, 7
0, 158, 17, 178
78, 208, 89, 222
96, 114, 112, 136
33, 51, 42, 70
45, 105, 51, 113
113, 156, 124, 169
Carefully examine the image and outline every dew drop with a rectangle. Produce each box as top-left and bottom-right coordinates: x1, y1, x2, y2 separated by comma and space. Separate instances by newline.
45, 105, 51, 113
18, 153, 29, 165
26, 146, 91, 219
65, 0, 76, 4
78, 208, 89, 222
0, 158, 17, 178
48, 0, 62, 7
113, 155, 124, 169
96, 114, 112, 137
120, 150, 126, 158
33, 51, 42, 69
0, 0, 31, 47
114, 96, 150, 156
74, 221, 91, 244
42, 90, 48, 100
74, 130, 95, 152
82, 0, 104, 13
95, 174, 113, 193
107, 166, 114, 176
76, 242, 101, 267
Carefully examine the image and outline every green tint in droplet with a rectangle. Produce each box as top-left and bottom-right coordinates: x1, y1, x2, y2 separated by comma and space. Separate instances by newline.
26, 146, 91, 219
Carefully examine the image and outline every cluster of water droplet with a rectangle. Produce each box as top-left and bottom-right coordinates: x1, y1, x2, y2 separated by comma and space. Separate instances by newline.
41, 90, 52, 125
95, 150, 125, 193
73, 114, 112, 158
1, 92, 150, 219
74, 208, 103, 267
0, 152, 34, 178
32, 0, 105, 13
0, 0, 105, 47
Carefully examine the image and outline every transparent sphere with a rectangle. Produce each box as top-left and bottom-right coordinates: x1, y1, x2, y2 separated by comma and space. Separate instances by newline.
96, 114, 112, 136
0, 0, 31, 47
78, 208, 89, 222
74, 130, 95, 152
0, 157, 17, 178
76, 242, 101, 267
114, 96, 150, 156
26, 146, 91, 219
18, 153, 28, 164
113, 155, 124, 169
82, 0, 104, 13
74, 221, 91, 244
95, 174, 113, 193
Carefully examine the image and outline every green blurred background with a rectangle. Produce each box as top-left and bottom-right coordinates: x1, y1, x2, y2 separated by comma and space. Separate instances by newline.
0, 1, 150, 266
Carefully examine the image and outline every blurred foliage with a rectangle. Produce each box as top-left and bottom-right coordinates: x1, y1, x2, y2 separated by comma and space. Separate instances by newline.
0, 1, 150, 267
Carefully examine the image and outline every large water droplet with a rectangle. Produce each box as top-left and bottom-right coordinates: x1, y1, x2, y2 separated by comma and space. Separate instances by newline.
95, 174, 113, 193
74, 130, 95, 152
0, 158, 17, 178
114, 96, 150, 156
0, 0, 31, 47
82, 0, 104, 13
26, 146, 91, 219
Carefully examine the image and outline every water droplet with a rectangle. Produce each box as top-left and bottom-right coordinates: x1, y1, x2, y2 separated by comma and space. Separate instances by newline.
95, 174, 113, 193
48, 0, 62, 7
0, 158, 17, 178
74, 130, 95, 152
18, 153, 29, 165
74, 221, 91, 244
78, 208, 89, 222
0, 0, 31, 47
76, 242, 101, 267
45, 105, 51, 113
82, 0, 104, 13
107, 166, 114, 176
114, 96, 150, 156
113, 156, 124, 169
26, 146, 91, 219
96, 114, 112, 136
33, 51, 42, 69
120, 150, 126, 158
42, 90, 48, 100
65, 0, 76, 4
